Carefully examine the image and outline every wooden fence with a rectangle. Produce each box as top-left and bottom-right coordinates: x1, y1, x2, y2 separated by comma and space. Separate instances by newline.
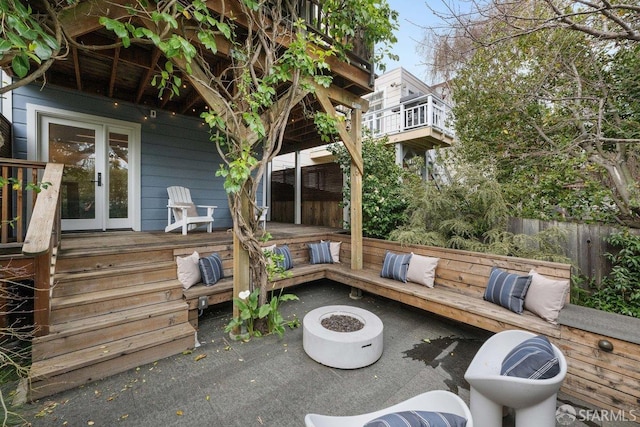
507, 218, 630, 286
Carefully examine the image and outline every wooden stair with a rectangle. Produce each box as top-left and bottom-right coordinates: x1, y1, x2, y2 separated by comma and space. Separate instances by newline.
29, 238, 195, 400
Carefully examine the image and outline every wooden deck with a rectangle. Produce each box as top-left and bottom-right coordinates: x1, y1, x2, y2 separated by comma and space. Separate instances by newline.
26, 223, 345, 399
57, 223, 344, 254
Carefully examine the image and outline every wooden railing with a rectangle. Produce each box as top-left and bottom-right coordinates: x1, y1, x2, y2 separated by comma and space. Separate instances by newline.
298, 0, 373, 73
1, 158, 48, 246
22, 162, 64, 337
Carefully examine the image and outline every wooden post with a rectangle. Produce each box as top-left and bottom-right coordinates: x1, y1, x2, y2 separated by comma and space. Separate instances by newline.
1, 165, 8, 243
232, 190, 251, 335
350, 107, 363, 271
33, 249, 52, 337
313, 84, 366, 275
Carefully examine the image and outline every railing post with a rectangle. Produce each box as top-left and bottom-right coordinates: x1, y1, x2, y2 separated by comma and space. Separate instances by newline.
23, 162, 64, 337
1, 165, 8, 243
427, 95, 434, 128
33, 248, 51, 337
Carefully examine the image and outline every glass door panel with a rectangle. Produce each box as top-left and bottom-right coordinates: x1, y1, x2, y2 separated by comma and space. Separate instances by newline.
44, 119, 105, 230
107, 131, 130, 228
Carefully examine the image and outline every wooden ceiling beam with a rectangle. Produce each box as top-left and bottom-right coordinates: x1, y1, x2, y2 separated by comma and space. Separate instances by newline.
108, 46, 120, 98
72, 46, 82, 91
135, 48, 162, 104
180, 90, 204, 115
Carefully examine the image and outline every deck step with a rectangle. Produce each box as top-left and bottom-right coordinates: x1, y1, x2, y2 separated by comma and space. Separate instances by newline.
52, 261, 177, 297
55, 247, 174, 274
33, 300, 189, 361
50, 280, 183, 324
29, 323, 195, 400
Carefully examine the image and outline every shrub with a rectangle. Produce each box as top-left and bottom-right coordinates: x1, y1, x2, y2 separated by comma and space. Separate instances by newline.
582, 230, 640, 317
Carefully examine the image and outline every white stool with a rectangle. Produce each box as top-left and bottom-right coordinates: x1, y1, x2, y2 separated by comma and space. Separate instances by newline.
464, 330, 567, 427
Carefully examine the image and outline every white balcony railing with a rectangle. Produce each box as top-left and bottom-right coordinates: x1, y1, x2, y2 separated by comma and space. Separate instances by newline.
362, 94, 454, 139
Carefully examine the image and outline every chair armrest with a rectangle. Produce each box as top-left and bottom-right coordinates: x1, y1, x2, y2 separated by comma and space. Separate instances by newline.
197, 205, 217, 217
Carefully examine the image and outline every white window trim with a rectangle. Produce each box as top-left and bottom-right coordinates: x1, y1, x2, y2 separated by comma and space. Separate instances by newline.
0, 71, 12, 122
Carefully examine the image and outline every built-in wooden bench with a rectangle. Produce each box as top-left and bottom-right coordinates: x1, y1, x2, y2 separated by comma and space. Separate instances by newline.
177, 233, 568, 336
176, 235, 332, 329
174, 232, 640, 415
325, 234, 568, 339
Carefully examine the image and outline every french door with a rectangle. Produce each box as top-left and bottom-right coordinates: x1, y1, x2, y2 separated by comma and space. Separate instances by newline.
40, 116, 134, 231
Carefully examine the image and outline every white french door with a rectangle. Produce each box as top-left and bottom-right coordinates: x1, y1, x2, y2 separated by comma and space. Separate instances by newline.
43, 117, 106, 230
33, 109, 140, 231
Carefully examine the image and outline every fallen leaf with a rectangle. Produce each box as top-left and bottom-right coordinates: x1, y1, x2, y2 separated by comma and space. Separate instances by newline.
176, 410, 184, 416
224, 345, 231, 351
206, 395, 210, 401
423, 338, 431, 343
182, 349, 193, 355
121, 414, 129, 420
194, 354, 207, 362
88, 421, 95, 426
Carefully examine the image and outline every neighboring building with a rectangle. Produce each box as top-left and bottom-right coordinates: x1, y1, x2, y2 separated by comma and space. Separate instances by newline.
270, 67, 454, 225
361, 67, 454, 162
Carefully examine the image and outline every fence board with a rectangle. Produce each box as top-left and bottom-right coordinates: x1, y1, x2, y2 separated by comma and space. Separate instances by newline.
508, 218, 629, 288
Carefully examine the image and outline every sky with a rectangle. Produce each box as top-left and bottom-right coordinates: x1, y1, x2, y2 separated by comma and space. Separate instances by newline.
382, 0, 450, 84
382, 0, 432, 82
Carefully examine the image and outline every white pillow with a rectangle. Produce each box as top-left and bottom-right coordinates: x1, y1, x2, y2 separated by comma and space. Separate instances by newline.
177, 251, 201, 289
322, 240, 341, 263
524, 269, 570, 324
262, 244, 276, 253
406, 253, 439, 288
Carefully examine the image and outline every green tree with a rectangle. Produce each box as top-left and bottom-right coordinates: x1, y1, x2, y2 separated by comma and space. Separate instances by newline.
390, 166, 568, 262
328, 135, 422, 239
448, 22, 640, 226
0, 0, 398, 334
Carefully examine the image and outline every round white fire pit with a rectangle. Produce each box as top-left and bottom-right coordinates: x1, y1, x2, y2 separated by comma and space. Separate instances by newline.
303, 305, 383, 369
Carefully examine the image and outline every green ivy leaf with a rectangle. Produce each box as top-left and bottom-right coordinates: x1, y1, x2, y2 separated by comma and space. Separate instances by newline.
12, 54, 29, 78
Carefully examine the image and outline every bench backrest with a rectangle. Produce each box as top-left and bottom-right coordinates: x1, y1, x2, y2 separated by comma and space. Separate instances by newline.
173, 232, 336, 277
329, 234, 572, 299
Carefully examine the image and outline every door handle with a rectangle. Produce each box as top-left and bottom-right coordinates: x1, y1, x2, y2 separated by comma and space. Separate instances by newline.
91, 172, 102, 187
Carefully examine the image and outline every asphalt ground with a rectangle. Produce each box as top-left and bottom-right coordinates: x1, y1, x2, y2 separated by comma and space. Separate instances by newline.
21, 280, 629, 427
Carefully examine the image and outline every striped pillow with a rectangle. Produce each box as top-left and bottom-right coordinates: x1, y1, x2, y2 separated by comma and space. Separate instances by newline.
483, 267, 532, 314
198, 253, 224, 285
308, 241, 333, 264
274, 245, 293, 270
380, 251, 412, 283
364, 410, 467, 427
501, 335, 560, 379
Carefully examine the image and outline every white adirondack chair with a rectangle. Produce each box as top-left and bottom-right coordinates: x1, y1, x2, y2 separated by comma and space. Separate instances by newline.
256, 206, 268, 230
165, 186, 217, 235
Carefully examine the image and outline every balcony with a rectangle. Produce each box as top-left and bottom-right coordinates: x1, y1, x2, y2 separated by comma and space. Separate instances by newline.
362, 94, 455, 150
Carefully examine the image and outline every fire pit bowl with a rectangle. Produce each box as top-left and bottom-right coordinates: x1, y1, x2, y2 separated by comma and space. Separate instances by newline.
303, 305, 383, 369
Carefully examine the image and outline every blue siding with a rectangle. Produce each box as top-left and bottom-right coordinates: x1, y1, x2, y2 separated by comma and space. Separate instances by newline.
12, 84, 235, 230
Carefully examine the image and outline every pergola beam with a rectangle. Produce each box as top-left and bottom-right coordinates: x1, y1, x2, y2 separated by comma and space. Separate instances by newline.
314, 84, 364, 175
